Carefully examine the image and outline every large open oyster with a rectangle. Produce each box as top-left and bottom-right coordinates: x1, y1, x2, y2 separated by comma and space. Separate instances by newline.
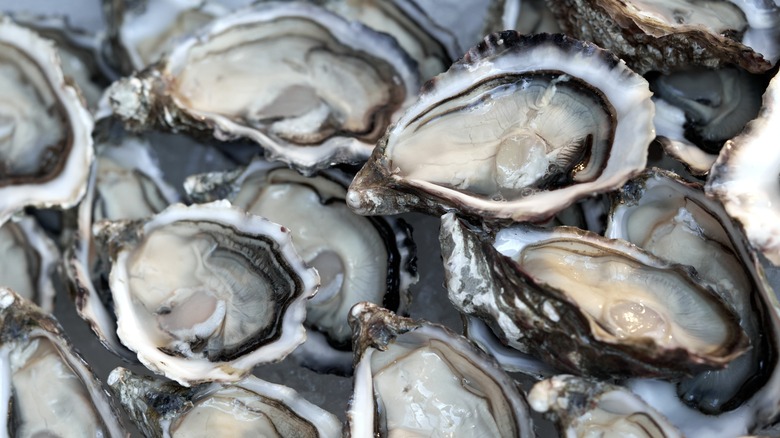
348, 32, 654, 223
440, 213, 748, 378
95, 201, 319, 385
105, 1, 419, 174
0, 17, 93, 225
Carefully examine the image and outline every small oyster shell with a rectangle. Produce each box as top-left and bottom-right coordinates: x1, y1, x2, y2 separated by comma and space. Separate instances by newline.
347, 32, 654, 223
440, 212, 749, 378
104, 2, 420, 175
95, 201, 319, 385
0, 17, 93, 225
108, 367, 342, 438
0, 287, 125, 436
348, 302, 534, 437
529, 375, 683, 437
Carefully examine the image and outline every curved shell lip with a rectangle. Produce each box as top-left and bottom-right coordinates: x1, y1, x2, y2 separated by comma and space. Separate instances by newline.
706, 71, 780, 265
108, 201, 319, 386
653, 99, 717, 176
156, 1, 420, 175
348, 32, 654, 223
0, 18, 93, 226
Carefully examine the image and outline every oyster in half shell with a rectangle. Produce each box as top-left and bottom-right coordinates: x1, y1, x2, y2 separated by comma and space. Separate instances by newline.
440, 213, 748, 378
348, 32, 654, 223
0, 17, 93, 225
95, 201, 319, 385
109, 367, 342, 438
546, 0, 780, 74
105, 1, 419, 174
0, 287, 125, 436
348, 302, 534, 437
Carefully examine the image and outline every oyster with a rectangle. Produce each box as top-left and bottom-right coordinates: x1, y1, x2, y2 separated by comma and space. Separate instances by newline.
109, 367, 342, 437
185, 157, 417, 374
546, 0, 780, 74
440, 212, 749, 378
95, 201, 319, 385
66, 134, 178, 359
0, 215, 59, 313
0, 287, 125, 436
607, 168, 776, 414
105, 0, 256, 73
650, 67, 766, 175
348, 302, 534, 437
529, 375, 683, 437
105, 1, 420, 174
348, 32, 654, 223
706, 70, 780, 265
0, 17, 93, 225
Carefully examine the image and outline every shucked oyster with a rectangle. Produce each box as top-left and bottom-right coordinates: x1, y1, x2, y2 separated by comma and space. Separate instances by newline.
348, 302, 534, 437
440, 213, 748, 378
546, 0, 780, 74
0, 287, 125, 437
95, 201, 319, 385
348, 32, 654, 223
0, 17, 93, 225
185, 157, 417, 374
109, 367, 342, 438
105, 1, 419, 174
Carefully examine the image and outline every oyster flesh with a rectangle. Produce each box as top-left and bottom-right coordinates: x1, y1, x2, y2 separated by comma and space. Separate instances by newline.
94, 201, 319, 385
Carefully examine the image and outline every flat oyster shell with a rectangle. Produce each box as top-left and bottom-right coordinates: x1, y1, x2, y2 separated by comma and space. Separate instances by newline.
104, 1, 420, 175
348, 302, 534, 437
109, 367, 342, 438
440, 212, 749, 378
546, 0, 778, 74
0, 17, 93, 226
347, 32, 654, 223
95, 201, 319, 385
0, 287, 125, 436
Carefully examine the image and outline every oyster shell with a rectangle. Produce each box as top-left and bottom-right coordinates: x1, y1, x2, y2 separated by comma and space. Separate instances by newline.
105, 1, 420, 175
0, 17, 93, 225
185, 157, 418, 374
546, 0, 779, 74
706, 69, 780, 265
95, 201, 319, 385
529, 375, 683, 437
440, 212, 749, 378
348, 302, 534, 437
347, 32, 654, 223
109, 367, 342, 438
0, 287, 125, 436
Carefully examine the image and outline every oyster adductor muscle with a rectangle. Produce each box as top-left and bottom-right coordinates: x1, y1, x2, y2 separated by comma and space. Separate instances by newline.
348, 32, 654, 223
94, 201, 319, 385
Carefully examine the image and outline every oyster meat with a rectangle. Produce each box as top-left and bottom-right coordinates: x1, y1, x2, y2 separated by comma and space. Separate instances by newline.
95, 201, 319, 385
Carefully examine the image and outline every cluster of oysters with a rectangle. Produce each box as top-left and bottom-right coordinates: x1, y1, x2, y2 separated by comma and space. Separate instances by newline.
0, 0, 779, 436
